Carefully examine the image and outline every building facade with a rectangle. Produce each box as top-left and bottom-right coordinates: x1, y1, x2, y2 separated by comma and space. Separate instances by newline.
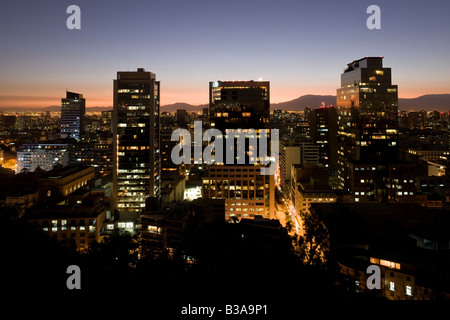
280, 136, 319, 197
61, 91, 85, 141
336, 57, 400, 200
309, 106, 338, 171
202, 80, 274, 220
16, 143, 69, 173
28, 190, 106, 252
113, 68, 161, 211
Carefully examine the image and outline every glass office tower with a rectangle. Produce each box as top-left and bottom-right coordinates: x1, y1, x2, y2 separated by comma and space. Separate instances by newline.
61, 91, 85, 141
336, 57, 399, 199
113, 68, 161, 211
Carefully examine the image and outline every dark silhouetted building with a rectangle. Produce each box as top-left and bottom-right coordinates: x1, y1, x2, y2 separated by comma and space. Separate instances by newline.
309, 106, 338, 171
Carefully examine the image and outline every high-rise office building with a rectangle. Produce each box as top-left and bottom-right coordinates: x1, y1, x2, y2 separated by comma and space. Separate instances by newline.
309, 106, 338, 188
61, 91, 85, 141
113, 68, 161, 211
309, 106, 338, 169
202, 80, 274, 220
336, 57, 400, 200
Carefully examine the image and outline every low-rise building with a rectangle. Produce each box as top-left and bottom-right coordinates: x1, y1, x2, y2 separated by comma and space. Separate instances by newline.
141, 200, 190, 252
16, 143, 69, 173
27, 189, 106, 252
291, 164, 336, 217
311, 202, 450, 300
140, 198, 225, 252
5, 191, 39, 218
161, 173, 185, 202
38, 166, 95, 199
427, 159, 447, 177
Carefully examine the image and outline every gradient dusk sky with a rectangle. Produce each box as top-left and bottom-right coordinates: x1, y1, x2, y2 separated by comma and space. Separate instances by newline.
1, 0, 449, 108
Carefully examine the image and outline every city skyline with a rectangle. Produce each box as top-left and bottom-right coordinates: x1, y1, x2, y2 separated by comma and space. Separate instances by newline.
2, 0, 450, 308
1, 0, 450, 108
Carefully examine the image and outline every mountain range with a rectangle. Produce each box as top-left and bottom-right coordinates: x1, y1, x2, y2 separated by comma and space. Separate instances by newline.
160, 94, 450, 112
1, 94, 449, 112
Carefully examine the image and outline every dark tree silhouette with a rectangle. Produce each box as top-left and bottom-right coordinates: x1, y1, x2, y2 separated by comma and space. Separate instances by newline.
294, 212, 330, 266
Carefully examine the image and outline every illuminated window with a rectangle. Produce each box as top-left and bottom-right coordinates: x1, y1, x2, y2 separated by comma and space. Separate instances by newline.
375, 70, 384, 75
389, 282, 395, 291
406, 286, 412, 296
370, 257, 380, 264
380, 259, 400, 269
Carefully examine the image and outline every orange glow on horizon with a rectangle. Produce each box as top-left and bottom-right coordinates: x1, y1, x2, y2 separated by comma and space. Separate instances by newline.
1, 88, 449, 109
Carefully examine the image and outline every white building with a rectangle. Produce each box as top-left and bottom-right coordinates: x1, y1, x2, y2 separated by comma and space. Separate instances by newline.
16, 143, 69, 173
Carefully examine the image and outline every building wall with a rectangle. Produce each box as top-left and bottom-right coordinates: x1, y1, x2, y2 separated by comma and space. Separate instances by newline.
16, 144, 69, 173
203, 165, 274, 220
293, 188, 337, 218
427, 161, 446, 177
280, 144, 300, 196
338, 260, 416, 300
337, 57, 399, 191
161, 177, 185, 202
29, 208, 106, 252
39, 167, 95, 198
61, 91, 86, 141
5, 191, 40, 218
113, 68, 161, 211
203, 80, 274, 221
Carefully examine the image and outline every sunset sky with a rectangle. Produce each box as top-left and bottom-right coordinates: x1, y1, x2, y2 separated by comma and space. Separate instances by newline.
1, 0, 449, 108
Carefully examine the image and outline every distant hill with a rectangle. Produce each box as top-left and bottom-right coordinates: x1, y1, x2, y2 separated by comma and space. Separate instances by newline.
270, 94, 450, 111
271, 95, 337, 111
160, 102, 208, 112
159, 95, 338, 112
398, 94, 450, 111
1, 94, 449, 112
